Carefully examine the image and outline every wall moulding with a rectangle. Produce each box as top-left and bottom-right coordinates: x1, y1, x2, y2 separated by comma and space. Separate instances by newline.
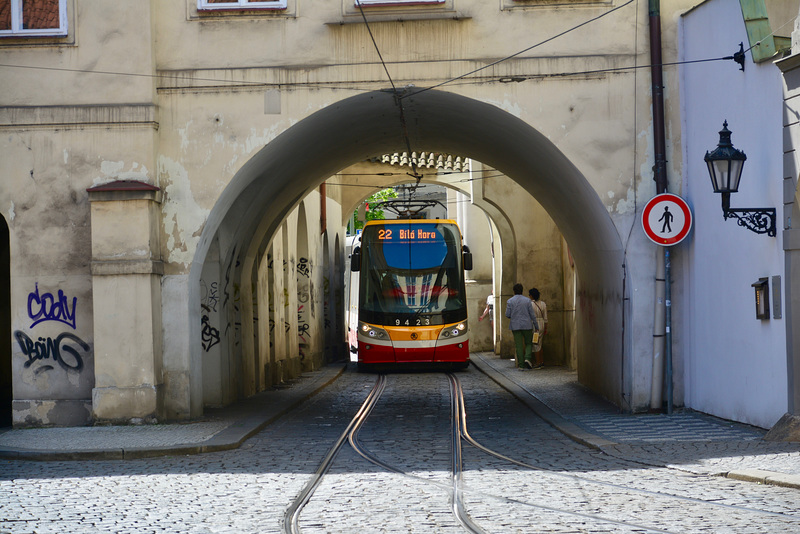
0, 105, 158, 131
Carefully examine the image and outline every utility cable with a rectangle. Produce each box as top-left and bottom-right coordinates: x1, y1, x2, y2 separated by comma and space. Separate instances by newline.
0, 53, 746, 94
355, 0, 396, 92
355, 0, 424, 195
742, 14, 797, 55
405, 0, 636, 98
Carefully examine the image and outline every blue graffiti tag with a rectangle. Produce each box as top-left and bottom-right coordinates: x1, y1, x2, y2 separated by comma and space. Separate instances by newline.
15, 331, 88, 374
27, 283, 77, 329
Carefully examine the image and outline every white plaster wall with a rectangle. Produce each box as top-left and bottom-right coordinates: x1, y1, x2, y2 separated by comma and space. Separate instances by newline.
680, 0, 788, 428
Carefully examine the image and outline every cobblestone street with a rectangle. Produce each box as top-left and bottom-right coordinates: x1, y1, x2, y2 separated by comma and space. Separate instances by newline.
2, 364, 799, 533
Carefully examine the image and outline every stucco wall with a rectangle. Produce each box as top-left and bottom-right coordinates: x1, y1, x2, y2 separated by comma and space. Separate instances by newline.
4, 0, 753, 425
680, 0, 788, 428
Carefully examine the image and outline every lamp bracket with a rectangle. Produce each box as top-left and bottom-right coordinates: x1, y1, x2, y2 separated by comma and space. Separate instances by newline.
733, 42, 746, 72
721, 197, 777, 236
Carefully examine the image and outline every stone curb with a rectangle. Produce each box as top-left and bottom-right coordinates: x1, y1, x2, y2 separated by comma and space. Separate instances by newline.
725, 469, 800, 490
470, 354, 616, 450
470, 354, 800, 492
0, 364, 346, 461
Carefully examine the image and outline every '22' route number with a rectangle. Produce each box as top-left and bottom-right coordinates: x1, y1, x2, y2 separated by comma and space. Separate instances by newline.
378, 229, 393, 240
396, 318, 430, 326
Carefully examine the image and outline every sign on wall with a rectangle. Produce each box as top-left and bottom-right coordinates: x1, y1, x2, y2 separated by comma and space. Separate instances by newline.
642, 193, 693, 246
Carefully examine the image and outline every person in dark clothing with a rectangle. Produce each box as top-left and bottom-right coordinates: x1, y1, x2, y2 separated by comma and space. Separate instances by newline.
505, 283, 539, 369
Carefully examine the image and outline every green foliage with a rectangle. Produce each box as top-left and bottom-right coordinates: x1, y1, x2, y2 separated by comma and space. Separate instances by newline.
349, 188, 398, 232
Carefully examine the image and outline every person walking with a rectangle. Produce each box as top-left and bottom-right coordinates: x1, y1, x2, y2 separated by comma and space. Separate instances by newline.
529, 288, 548, 369
505, 283, 539, 369
478, 290, 494, 326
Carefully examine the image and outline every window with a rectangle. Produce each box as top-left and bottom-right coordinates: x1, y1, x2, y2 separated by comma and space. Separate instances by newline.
0, 0, 67, 36
355, 0, 444, 4
501, 0, 604, 8
198, 0, 287, 10
337, 0, 457, 23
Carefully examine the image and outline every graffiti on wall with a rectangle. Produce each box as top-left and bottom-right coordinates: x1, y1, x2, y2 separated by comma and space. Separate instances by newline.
267, 253, 275, 350
200, 278, 222, 353
220, 247, 241, 350
297, 257, 311, 278
297, 257, 312, 362
16, 283, 89, 376
27, 283, 77, 329
15, 331, 88, 375
200, 280, 219, 314
201, 313, 220, 352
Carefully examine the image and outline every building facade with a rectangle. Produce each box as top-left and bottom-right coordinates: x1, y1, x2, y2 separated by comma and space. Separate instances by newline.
1, 0, 798, 431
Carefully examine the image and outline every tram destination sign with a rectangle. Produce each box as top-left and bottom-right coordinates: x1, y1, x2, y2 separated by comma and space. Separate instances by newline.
377, 227, 440, 242
641, 193, 693, 246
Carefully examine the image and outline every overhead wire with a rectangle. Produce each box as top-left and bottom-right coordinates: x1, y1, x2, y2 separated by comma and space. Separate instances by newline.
0, 52, 752, 96
742, 14, 797, 55
4, 1, 786, 205
355, 0, 424, 193
404, 0, 637, 98
4, 0, 796, 94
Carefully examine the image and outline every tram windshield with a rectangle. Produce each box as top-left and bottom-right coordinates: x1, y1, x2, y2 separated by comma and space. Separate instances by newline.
359, 221, 467, 326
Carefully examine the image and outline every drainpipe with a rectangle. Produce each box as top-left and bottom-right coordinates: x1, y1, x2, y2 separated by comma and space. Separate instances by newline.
650, 251, 665, 410
650, 0, 668, 195
649, 0, 671, 412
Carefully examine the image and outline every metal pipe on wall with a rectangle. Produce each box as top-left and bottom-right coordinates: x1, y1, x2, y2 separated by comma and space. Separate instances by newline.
650, 249, 666, 410
649, 0, 672, 412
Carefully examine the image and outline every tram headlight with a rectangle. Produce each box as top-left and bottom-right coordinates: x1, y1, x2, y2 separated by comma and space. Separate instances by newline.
359, 321, 388, 340
438, 322, 468, 340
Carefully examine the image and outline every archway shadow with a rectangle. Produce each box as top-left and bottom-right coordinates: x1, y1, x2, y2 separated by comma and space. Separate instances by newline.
0, 215, 11, 427
190, 88, 625, 415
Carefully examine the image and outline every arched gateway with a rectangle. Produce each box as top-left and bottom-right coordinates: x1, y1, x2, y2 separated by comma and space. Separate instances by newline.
187, 89, 625, 416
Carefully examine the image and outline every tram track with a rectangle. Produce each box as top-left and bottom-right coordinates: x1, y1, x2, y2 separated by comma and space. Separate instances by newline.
284, 372, 487, 534
283, 374, 387, 534
284, 369, 798, 533
453, 377, 786, 517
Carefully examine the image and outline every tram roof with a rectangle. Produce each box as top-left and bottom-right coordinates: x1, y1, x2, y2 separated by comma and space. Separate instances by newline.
363, 219, 458, 226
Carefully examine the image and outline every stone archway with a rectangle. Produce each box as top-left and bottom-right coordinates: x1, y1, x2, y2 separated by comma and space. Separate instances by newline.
184, 88, 625, 416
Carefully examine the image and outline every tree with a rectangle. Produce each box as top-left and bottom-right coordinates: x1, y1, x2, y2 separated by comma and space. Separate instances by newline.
348, 188, 398, 233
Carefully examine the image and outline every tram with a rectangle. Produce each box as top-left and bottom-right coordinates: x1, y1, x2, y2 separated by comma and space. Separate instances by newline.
349, 201, 473, 370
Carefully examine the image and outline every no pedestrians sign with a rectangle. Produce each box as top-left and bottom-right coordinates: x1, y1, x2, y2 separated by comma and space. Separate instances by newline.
642, 193, 693, 246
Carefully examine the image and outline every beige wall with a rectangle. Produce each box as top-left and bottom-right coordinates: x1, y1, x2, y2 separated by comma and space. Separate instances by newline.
1, 0, 704, 425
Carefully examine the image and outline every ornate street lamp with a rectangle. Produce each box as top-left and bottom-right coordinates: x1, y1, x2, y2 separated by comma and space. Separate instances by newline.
704, 121, 776, 237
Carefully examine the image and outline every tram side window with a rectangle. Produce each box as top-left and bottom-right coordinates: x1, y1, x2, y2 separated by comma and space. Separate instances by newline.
0, 0, 68, 37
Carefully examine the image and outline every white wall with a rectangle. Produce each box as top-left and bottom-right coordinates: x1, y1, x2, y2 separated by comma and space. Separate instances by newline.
680, 0, 787, 428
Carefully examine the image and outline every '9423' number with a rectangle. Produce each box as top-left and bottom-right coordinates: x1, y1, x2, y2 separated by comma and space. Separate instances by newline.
395, 318, 430, 326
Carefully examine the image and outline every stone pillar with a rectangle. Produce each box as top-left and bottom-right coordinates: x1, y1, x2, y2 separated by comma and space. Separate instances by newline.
87, 181, 164, 423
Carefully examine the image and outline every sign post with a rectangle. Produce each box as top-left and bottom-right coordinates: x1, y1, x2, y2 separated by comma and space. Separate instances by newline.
642, 193, 692, 414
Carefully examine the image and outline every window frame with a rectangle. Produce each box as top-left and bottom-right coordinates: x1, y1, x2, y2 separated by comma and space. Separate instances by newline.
355, 0, 444, 5
501, 0, 608, 8
0, 0, 68, 37
197, 0, 288, 11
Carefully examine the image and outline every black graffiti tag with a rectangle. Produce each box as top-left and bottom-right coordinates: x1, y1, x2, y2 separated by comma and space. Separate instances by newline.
200, 280, 219, 313
201, 315, 220, 352
27, 283, 78, 330
15, 331, 88, 374
297, 257, 311, 278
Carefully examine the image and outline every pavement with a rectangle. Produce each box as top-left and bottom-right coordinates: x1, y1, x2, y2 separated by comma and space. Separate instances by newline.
1, 352, 799, 491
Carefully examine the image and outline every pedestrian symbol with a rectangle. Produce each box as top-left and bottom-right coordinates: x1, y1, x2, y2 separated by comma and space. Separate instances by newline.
659, 206, 673, 233
642, 193, 693, 246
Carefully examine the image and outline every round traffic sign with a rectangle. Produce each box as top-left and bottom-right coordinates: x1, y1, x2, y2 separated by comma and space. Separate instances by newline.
642, 193, 693, 246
